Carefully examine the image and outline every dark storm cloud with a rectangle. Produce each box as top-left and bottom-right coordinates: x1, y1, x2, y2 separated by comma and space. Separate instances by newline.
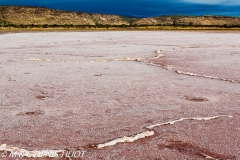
0, 0, 240, 17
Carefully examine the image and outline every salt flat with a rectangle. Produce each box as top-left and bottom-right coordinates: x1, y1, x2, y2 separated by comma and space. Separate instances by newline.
0, 31, 240, 159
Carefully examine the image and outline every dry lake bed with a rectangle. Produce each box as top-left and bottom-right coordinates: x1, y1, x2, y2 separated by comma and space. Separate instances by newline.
0, 31, 240, 159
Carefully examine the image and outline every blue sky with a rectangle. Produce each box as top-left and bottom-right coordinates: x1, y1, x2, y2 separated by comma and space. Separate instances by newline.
0, 0, 240, 17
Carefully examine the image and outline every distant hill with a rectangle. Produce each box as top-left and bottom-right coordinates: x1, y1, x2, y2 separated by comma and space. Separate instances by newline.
0, 6, 131, 25
1, 6, 240, 28
134, 15, 240, 26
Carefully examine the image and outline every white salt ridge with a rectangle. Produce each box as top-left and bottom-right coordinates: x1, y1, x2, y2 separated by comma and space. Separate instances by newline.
114, 57, 143, 61
26, 58, 81, 63
176, 70, 235, 83
96, 115, 233, 149
146, 115, 233, 129
97, 130, 154, 149
0, 144, 63, 158
30, 52, 234, 83
27, 57, 144, 63
201, 153, 219, 160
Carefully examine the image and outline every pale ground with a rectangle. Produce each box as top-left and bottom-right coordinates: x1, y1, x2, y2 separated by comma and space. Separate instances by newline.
0, 31, 240, 159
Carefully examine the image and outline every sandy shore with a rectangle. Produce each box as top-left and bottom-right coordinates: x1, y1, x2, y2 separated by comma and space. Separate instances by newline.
0, 31, 239, 159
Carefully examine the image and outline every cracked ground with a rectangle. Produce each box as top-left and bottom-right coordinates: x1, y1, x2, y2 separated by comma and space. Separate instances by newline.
0, 31, 240, 159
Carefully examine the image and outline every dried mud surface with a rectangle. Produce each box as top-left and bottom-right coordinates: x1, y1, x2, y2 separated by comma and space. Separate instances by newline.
0, 31, 240, 159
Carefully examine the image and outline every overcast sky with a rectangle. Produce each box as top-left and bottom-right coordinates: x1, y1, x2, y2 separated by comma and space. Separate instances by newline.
0, 0, 240, 17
